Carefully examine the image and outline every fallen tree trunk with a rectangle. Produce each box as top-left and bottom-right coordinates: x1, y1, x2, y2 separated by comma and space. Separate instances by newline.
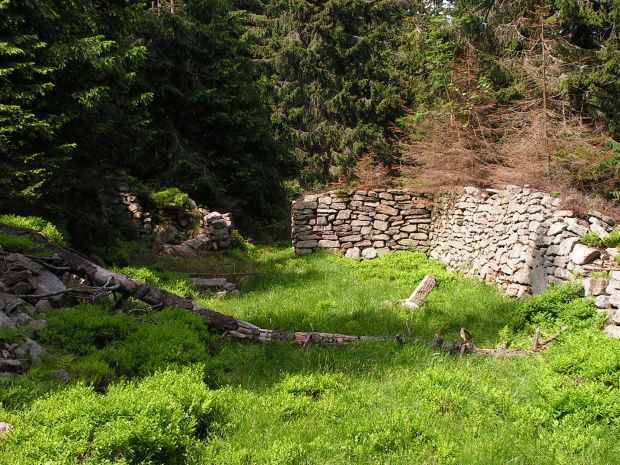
0, 224, 567, 355
0, 224, 238, 332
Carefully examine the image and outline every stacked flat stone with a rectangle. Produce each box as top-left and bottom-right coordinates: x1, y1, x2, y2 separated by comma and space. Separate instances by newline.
428, 186, 616, 299
107, 183, 233, 257
292, 189, 432, 259
108, 183, 153, 243
0, 254, 52, 379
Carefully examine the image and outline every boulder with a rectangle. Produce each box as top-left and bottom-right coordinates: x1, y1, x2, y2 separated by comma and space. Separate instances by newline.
22, 338, 45, 363
0, 422, 13, 434
0, 270, 32, 286
55, 369, 70, 384
603, 324, 620, 339
34, 299, 52, 314
569, 244, 600, 265
361, 247, 377, 259
5, 254, 43, 274
584, 278, 609, 297
11, 281, 32, 295
33, 271, 66, 297
345, 247, 360, 259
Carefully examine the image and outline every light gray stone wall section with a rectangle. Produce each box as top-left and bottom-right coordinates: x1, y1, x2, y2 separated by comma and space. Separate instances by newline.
291, 189, 433, 259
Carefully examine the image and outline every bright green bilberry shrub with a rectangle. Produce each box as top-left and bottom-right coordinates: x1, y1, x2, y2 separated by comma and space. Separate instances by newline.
580, 232, 602, 247
0, 234, 50, 256
39, 304, 130, 355
601, 230, 620, 248
150, 187, 191, 211
0, 366, 224, 464
0, 214, 66, 245
511, 282, 590, 328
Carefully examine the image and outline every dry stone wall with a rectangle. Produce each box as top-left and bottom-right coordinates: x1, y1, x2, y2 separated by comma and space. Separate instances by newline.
107, 182, 233, 258
292, 190, 433, 259
293, 185, 620, 336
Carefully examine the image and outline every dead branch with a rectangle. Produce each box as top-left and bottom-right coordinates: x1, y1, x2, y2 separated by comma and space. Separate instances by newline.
532, 325, 541, 351
540, 326, 568, 345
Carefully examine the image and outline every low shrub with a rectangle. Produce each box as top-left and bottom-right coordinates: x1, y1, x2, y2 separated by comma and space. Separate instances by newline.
39, 303, 130, 355
150, 187, 192, 211
510, 282, 592, 328
0, 234, 50, 256
580, 232, 602, 247
0, 214, 66, 245
39, 304, 226, 386
116, 308, 225, 383
0, 366, 223, 464
580, 230, 620, 249
601, 230, 620, 248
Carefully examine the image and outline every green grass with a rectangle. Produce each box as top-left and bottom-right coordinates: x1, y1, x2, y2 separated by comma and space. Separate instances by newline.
1, 248, 619, 464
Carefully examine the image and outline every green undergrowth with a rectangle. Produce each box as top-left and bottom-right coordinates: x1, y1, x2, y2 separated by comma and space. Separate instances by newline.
1, 248, 619, 464
0, 234, 51, 257
0, 214, 67, 245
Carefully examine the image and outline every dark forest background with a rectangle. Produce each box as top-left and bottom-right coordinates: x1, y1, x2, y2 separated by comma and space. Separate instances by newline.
2, 0, 620, 247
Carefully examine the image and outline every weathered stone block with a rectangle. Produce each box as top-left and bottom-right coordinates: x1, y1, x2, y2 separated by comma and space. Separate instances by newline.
295, 201, 318, 209
584, 278, 608, 297
361, 247, 377, 259
345, 247, 360, 258
296, 240, 318, 248
373, 220, 389, 231
336, 210, 352, 220
570, 244, 600, 265
376, 204, 399, 216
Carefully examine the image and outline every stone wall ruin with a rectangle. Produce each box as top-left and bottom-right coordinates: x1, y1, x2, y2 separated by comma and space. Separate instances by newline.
292, 185, 620, 336
107, 182, 233, 258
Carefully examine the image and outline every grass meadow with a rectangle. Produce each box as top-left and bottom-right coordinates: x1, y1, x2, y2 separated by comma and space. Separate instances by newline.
1, 247, 619, 464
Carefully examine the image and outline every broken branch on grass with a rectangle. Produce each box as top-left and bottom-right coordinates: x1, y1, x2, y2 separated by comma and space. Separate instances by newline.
540, 326, 568, 345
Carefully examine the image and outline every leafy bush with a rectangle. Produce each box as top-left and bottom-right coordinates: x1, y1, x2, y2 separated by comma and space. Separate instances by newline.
0, 234, 50, 257
230, 229, 258, 258
0, 214, 66, 245
0, 324, 34, 344
150, 187, 192, 211
510, 282, 592, 328
580, 230, 620, 249
39, 304, 225, 385
116, 308, 224, 382
39, 303, 130, 355
0, 366, 223, 464
601, 230, 620, 248
580, 232, 602, 247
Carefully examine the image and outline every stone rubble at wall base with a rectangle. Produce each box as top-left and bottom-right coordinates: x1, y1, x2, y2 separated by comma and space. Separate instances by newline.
291, 185, 620, 337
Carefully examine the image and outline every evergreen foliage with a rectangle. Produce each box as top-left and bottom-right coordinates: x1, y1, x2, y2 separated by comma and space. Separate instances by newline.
1, 0, 620, 244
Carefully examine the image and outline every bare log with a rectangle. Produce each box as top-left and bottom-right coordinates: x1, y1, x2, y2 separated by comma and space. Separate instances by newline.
0, 224, 239, 332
